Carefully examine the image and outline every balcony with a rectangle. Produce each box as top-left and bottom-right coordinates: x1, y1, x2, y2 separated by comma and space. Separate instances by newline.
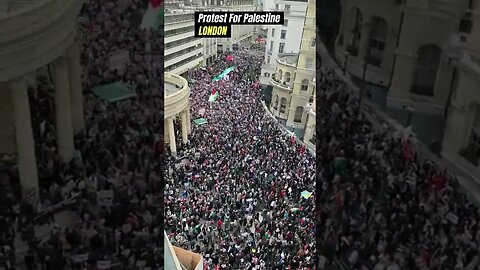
270, 77, 292, 92
276, 53, 298, 68
458, 51, 480, 76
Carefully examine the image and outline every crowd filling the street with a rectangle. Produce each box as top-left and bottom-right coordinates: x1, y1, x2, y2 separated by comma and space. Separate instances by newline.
165, 50, 316, 269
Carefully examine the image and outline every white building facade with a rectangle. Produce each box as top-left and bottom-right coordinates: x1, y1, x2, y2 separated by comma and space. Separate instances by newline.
164, 10, 204, 75
259, 0, 308, 85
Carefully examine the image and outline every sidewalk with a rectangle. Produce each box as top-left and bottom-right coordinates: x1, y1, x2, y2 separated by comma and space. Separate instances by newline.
318, 41, 480, 206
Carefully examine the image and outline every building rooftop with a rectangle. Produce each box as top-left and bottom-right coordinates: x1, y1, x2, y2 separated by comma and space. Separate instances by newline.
165, 81, 183, 96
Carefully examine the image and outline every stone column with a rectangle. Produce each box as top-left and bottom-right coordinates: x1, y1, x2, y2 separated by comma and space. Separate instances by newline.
164, 120, 169, 144
67, 38, 85, 134
52, 58, 75, 162
167, 117, 177, 155
10, 78, 39, 200
286, 104, 295, 126
181, 110, 188, 142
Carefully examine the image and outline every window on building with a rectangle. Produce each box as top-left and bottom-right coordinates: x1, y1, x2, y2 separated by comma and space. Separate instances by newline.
270, 41, 274, 51
275, 3, 279, 10
279, 42, 285, 53
284, 4, 290, 14
280, 30, 287, 39
459, 17, 473, 33
294, 107, 304, 122
267, 56, 271, 63
368, 16, 388, 67
271, 28, 275, 37
284, 72, 291, 84
301, 79, 309, 91
273, 95, 279, 109
280, 97, 287, 113
348, 7, 363, 57
264, 72, 270, 77
284, 19, 288, 26
277, 69, 283, 80
410, 44, 441, 96
467, 106, 480, 162
305, 58, 314, 69
310, 38, 316, 48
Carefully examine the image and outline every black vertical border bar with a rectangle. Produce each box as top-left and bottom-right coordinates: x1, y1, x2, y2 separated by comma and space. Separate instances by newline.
315, 1, 347, 268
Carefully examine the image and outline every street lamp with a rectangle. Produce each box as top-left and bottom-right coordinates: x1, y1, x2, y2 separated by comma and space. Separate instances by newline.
357, 19, 373, 117
406, 105, 415, 127
343, 50, 350, 75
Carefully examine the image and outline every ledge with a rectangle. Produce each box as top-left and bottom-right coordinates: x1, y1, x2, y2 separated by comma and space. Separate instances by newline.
0, 0, 82, 81
164, 73, 190, 119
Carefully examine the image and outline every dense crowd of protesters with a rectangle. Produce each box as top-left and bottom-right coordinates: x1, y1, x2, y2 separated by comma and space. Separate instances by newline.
164, 50, 316, 269
0, 0, 166, 269
0, 0, 478, 268
316, 65, 480, 270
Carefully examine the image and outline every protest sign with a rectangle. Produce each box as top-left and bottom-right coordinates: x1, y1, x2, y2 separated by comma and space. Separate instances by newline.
97, 190, 114, 206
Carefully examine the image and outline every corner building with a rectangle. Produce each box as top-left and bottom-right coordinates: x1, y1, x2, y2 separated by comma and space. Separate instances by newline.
259, 0, 308, 86
0, 0, 83, 200
334, 0, 466, 116
269, 0, 315, 136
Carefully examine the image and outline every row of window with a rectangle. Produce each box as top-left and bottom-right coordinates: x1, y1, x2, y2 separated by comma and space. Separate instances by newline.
164, 13, 194, 24
343, 8, 444, 97
269, 38, 315, 55
272, 97, 305, 122
165, 44, 203, 62
165, 36, 197, 50
271, 29, 287, 39
165, 53, 203, 72
165, 26, 195, 37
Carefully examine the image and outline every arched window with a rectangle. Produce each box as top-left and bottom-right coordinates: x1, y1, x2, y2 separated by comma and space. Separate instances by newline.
301, 79, 309, 91
348, 7, 363, 56
278, 69, 283, 81
294, 106, 304, 122
280, 97, 287, 113
411, 44, 441, 96
284, 72, 291, 84
273, 95, 279, 109
368, 16, 388, 67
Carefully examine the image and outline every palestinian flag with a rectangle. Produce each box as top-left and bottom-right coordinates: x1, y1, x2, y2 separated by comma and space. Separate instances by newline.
150, 0, 164, 27
208, 88, 219, 102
